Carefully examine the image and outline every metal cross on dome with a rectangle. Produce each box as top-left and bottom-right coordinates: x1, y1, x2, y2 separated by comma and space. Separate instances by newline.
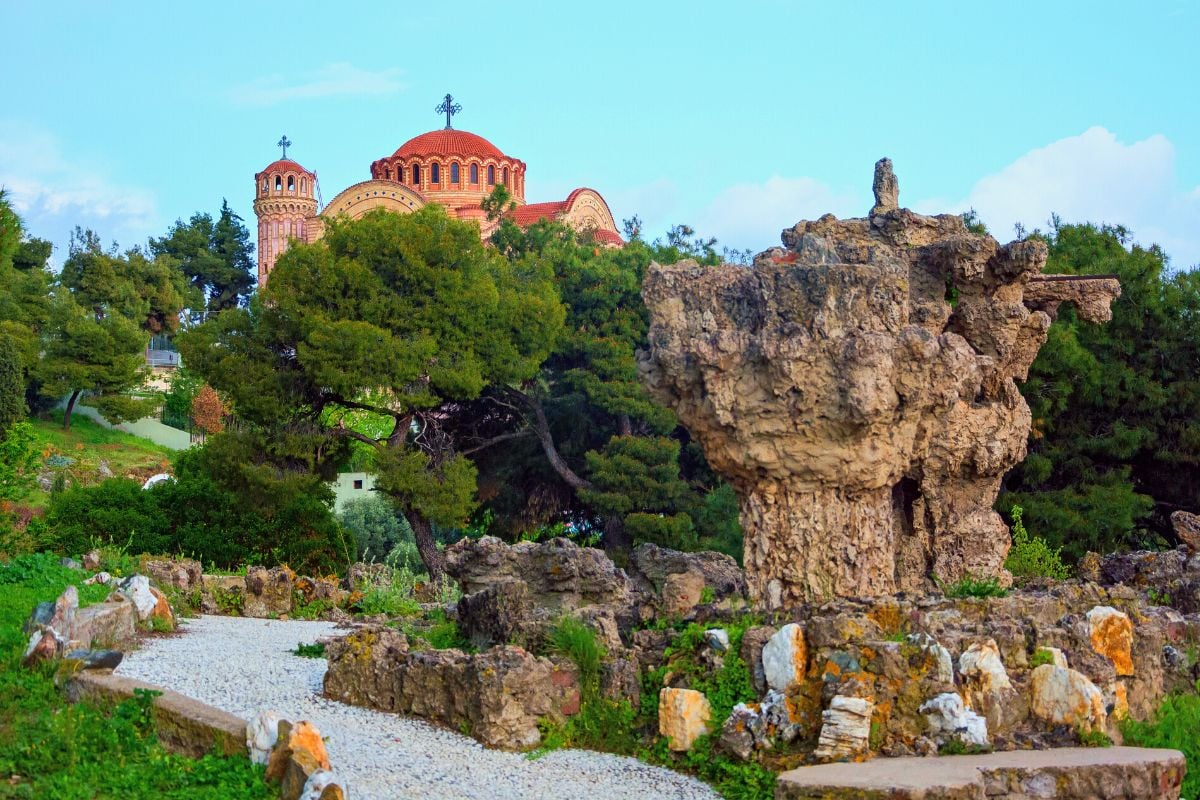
435, 94, 462, 129
277, 134, 292, 159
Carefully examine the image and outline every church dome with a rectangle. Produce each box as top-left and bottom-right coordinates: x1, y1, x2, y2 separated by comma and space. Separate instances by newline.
257, 158, 315, 177
392, 129, 507, 160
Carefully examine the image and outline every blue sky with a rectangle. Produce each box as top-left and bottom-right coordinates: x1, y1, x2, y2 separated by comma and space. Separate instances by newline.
3, 1, 1198, 267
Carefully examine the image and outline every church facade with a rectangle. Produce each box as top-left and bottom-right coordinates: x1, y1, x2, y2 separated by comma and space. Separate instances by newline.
252, 98, 622, 287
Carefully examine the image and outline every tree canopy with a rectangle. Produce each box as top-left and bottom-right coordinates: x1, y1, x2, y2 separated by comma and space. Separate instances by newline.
150, 200, 256, 313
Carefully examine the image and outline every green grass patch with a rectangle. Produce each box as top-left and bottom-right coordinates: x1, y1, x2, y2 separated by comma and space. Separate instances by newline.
1122, 681, 1200, 798
0, 552, 276, 798
293, 642, 326, 658
942, 575, 1008, 599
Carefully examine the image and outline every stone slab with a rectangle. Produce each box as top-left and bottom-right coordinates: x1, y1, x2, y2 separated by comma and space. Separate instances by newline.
69, 601, 135, 649
775, 747, 1185, 800
66, 672, 247, 759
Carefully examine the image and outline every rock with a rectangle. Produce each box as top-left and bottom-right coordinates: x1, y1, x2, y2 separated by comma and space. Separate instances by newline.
148, 586, 175, 629
870, 157, 899, 214
22, 600, 55, 636
762, 622, 808, 693
247, 710, 285, 765
117, 575, 158, 621
143, 557, 202, 591
907, 633, 954, 685
1170, 510, 1200, 553
639, 162, 1120, 604
456, 580, 537, 650
445, 536, 634, 611
60, 557, 81, 570
82, 550, 101, 571
345, 562, 391, 591
69, 601, 135, 649
740, 625, 775, 695
661, 569, 705, 616
63, 648, 123, 670
299, 770, 346, 800
719, 703, 762, 761
323, 633, 580, 750
83, 571, 113, 586
293, 575, 346, 606
1087, 605, 1134, 676
629, 543, 747, 602
22, 585, 78, 666
23, 628, 64, 666
244, 566, 295, 618
1039, 646, 1069, 669
704, 628, 730, 653
658, 688, 712, 751
1030, 664, 1107, 732
575, 605, 624, 653
813, 695, 873, 761
266, 720, 332, 798
97, 459, 113, 479
919, 692, 989, 748
599, 651, 641, 706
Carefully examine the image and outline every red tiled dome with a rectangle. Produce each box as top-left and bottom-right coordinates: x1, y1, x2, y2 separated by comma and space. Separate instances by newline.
393, 129, 506, 160
257, 158, 315, 176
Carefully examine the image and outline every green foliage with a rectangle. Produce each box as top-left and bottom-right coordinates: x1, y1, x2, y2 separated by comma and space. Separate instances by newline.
1005, 221, 1200, 557
0, 552, 276, 799
548, 616, 606, 692
149, 200, 256, 312
1029, 648, 1056, 668
0, 334, 25, 436
162, 368, 203, 430
1004, 505, 1070, 581
293, 642, 326, 658
0, 421, 37, 504
1122, 682, 1200, 797
337, 494, 415, 562
942, 575, 1008, 599
659, 621, 757, 724
1077, 728, 1113, 747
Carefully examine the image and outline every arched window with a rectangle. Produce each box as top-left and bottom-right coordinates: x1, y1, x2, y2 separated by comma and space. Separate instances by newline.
412, 164, 421, 184
287, 176, 295, 192
274, 175, 282, 191
503, 167, 509, 186
450, 162, 460, 184
487, 165, 495, 185
469, 163, 479, 184
431, 163, 440, 184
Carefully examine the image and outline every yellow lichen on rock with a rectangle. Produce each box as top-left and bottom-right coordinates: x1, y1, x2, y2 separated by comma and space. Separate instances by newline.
1087, 605, 1134, 676
658, 688, 712, 751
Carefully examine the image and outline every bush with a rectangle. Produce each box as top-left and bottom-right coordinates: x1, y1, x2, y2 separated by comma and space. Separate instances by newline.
1121, 682, 1200, 799
337, 494, 414, 562
1004, 505, 1070, 581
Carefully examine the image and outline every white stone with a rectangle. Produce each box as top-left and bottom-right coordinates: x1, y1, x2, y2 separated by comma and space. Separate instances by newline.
958, 639, 1011, 691
300, 769, 344, 800
1030, 664, 1107, 732
659, 688, 712, 752
762, 623, 807, 693
908, 633, 954, 684
118, 575, 158, 621
248, 710, 286, 765
84, 571, 113, 586
919, 692, 989, 747
813, 695, 873, 761
703, 628, 730, 652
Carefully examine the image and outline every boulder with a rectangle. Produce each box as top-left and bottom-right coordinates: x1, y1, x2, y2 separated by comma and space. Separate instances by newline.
148, 586, 175, 629
69, 600, 135, 649
660, 570, 705, 616
740, 625, 776, 695
143, 557, 202, 591
248, 710, 286, 765
63, 648, 124, 670
762, 623, 808, 693
82, 550, 101, 571
1087, 605, 1134, 676
629, 543, 746, 602
244, 566, 295, 618
456, 580, 537, 649
813, 695, 873, 761
658, 688, 712, 751
266, 720, 332, 800
321, 626, 410, 711
299, 771, 346, 800
920, 692, 989, 748
22, 585, 78, 666
294, 575, 346, 606
704, 628, 730, 653
117, 575, 158, 621
958, 638, 1018, 729
1030, 664, 1107, 732
1170, 510, 1200, 553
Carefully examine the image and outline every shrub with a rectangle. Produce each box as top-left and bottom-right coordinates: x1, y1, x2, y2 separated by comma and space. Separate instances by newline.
1005, 505, 1070, 581
337, 494, 414, 562
1029, 648, 1056, 668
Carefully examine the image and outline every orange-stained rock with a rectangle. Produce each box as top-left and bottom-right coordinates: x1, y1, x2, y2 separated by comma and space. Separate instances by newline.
1030, 664, 1107, 732
266, 720, 331, 788
659, 688, 712, 751
148, 587, 175, 629
1087, 606, 1134, 676
762, 623, 807, 693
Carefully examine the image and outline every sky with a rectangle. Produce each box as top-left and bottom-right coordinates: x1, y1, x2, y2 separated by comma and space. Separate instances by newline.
2, 1, 1198, 269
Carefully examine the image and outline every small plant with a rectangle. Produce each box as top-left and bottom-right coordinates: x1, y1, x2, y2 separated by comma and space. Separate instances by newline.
942, 575, 1008, 599
146, 615, 174, 633
211, 585, 244, 615
1147, 587, 1173, 606
1004, 505, 1070, 581
1077, 727, 1113, 747
699, 585, 715, 605
938, 738, 990, 756
548, 616, 606, 691
1029, 647, 1056, 668
293, 642, 326, 658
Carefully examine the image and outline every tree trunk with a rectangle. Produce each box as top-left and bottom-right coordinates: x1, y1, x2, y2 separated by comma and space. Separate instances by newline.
63, 390, 81, 430
740, 483, 898, 609
602, 514, 632, 560
523, 393, 594, 491
407, 511, 447, 583
618, 414, 632, 437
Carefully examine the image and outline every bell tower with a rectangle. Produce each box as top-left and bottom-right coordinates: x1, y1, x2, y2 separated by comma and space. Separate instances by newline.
253, 134, 318, 287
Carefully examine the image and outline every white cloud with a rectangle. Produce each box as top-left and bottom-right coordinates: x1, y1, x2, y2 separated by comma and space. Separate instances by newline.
921, 127, 1200, 269
0, 122, 158, 262
231, 63, 405, 106
694, 176, 861, 253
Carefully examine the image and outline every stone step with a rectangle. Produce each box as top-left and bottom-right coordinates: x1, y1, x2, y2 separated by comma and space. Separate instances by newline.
775, 746, 1186, 800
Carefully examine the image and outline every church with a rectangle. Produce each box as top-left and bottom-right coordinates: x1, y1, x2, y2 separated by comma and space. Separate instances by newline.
252, 95, 623, 286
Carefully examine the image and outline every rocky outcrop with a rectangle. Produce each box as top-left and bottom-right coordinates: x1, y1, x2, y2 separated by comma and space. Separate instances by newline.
658, 688, 712, 751
1170, 511, 1200, 553
639, 159, 1121, 605
813, 695, 873, 761
244, 567, 295, 618
143, 557, 202, 591
323, 627, 581, 750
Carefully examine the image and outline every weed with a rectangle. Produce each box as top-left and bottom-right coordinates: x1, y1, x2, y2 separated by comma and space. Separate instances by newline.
938, 738, 991, 756
1122, 681, 1200, 798
1029, 648, 1056, 668
211, 585, 244, 616
1004, 505, 1070, 581
1147, 587, 1173, 606
942, 575, 1008, 599
1077, 728, 1113, 747
699, 585, 715, 605
548, 617, 606, 691
293, 642, 326, 658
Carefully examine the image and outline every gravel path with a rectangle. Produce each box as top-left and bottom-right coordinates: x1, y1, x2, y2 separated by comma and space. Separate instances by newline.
117, 615, 720, 800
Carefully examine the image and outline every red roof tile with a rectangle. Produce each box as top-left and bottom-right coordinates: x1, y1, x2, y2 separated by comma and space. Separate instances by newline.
509, 201, 567, 226
393, 129, 507, 160
256, 158, 314, 176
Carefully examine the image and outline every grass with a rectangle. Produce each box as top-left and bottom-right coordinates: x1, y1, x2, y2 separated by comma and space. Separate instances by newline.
293, 642, 326, 658
15, 413, 174, 510
0, 552, 276, 799
1122, 681, 1200, 798
942, 575, 1008, 599
1029, 647, 1056, 668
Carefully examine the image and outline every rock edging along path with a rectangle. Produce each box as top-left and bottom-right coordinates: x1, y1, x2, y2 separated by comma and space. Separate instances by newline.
116, 615, 719, 800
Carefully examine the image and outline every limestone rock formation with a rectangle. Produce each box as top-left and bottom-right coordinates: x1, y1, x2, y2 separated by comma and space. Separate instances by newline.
639, 160, 1121, 605
658, 687, 712, 751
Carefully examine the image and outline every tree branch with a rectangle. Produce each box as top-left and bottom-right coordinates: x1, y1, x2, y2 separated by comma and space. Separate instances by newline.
460, 427, 534, 456
501, 386, 595, 491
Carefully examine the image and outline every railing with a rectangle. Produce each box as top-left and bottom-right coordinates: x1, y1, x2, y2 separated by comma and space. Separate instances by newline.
146, 349, 181, 368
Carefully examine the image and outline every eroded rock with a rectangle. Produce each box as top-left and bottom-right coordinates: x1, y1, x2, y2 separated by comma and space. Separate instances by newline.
1087, 605, 1134, 676
1030, 664, 1107, 732
659, 687, 712, 751
762, 622, 807, 693
639, 161, 1120, 605
920, 692, 988, 748
245, 567, 295, 618
813, 695, 873, 761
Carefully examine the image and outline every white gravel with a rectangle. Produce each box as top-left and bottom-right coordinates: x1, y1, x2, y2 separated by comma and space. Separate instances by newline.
116, 615, 720, 800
